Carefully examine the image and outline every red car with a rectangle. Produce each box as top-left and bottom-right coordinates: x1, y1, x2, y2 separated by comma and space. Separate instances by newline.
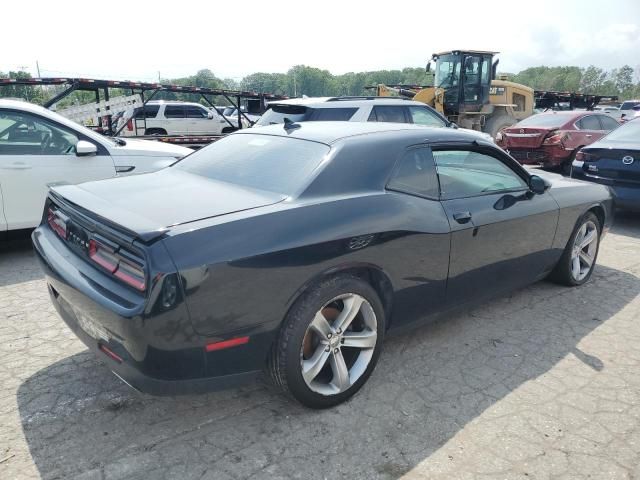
496, 111, 621, 172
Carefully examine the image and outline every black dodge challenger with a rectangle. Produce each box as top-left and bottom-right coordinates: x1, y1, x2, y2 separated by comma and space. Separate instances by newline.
33, 122, 613, 408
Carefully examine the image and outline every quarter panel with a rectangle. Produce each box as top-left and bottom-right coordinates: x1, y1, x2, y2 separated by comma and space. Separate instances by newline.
163, 193, 451, 338
545, 176, 613, 250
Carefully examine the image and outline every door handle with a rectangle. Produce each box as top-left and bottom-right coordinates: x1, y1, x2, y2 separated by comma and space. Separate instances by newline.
2, 162, 32, 170
453, 211, 472, 224
585, 134, 592, 138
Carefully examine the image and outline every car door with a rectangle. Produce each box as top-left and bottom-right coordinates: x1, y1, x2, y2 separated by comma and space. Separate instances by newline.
596, 114, 620, 136
367, 105, 409, 123
384, 145, 451, 326
0, 109, 115, 230
406, 106, 448, 127
162, 105, 187, 135
186, 105, 214, 135
571, 115, 606, 149
432, 145, 559, 305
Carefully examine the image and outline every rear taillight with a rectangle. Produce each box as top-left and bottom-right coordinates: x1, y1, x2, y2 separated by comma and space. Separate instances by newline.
89, 239, 146, 291
126, 119, 133, 131
543, 133, 565, 145
47, 208, 67, 239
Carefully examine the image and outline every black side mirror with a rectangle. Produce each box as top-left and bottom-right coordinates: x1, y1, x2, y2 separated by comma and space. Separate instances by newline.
529, 175, 549, 194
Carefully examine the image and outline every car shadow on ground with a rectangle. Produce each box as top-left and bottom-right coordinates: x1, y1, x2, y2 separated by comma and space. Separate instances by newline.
0, 234, 42, 287
16, 262, 640, 480
612, 210, 640, 239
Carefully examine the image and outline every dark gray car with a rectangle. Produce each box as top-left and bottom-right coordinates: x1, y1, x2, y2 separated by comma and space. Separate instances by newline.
33, 122, 613, 408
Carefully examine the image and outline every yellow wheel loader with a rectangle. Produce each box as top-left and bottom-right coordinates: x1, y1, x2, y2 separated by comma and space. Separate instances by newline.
373, 50, 535, 137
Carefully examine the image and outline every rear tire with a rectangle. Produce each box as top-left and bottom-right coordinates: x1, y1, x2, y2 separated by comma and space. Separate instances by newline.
561, 149, 581, 177
549, 212, 601, 286
269, 275, 385, 409
485, 114, 516, 139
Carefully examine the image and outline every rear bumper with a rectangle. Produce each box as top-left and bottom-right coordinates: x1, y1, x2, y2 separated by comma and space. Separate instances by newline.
46, 282, 259, 395
32, 226, 264, 396
571, 163, 640, 211
506, 146, 571, 167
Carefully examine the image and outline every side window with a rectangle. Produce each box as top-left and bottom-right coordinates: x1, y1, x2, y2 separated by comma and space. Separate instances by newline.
408, 106, 446, 127
0, 110, 78, 156
164, 105, 185, 119
369, 106, 407, 123
576, 115, 600, 130
134, 105, 160, 119
433, 150, 527, 200
387, 147, 439, 198
309, 108, 357, 121
598, 115, 620, 131
186, 106, 209, 119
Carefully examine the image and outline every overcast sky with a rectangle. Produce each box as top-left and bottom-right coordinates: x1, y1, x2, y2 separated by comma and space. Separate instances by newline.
4, 0, 639, 82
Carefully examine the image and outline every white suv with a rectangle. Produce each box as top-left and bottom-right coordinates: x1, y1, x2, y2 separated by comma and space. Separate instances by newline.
118, 101, 228, 136
0, 99, 191, 232
255, 97, 493, 142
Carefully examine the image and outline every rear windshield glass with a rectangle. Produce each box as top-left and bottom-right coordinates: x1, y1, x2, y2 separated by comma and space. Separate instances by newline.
603, 119, 640, 142
256, 105, 356, 126
174, 134, 329, 195
516, 114, 570, 128
256, 105, 309, 125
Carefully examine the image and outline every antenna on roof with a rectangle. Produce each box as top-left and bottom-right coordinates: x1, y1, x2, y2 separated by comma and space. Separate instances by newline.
283, 117, 301, 131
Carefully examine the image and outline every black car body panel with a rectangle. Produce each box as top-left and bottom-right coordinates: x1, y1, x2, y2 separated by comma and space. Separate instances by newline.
33, 122, 614, 395
571, 120, 640, 211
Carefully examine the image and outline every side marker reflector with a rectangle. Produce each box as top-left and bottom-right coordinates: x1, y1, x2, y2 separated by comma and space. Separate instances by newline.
205, 336, 249, 352
99, 344, 123, 363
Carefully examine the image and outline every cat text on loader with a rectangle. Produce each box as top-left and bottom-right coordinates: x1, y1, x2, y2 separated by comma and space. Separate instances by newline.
374, 50, 534, 138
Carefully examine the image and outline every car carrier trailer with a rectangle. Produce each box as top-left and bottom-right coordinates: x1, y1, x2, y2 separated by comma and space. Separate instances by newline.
0, 77, 288, 148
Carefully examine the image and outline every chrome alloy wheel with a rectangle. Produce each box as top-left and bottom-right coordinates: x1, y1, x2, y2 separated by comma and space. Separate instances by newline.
570, 220, 598, 282
300, 293, 377, 396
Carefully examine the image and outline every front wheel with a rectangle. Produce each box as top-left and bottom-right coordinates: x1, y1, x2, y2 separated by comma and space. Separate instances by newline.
269, 275, 385, 408
549, 212, 601, 286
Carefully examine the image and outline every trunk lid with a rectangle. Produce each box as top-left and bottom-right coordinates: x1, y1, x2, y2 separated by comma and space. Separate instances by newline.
501, 127, 553, 149
50, 169, 286, 242
581, 143, 640, 185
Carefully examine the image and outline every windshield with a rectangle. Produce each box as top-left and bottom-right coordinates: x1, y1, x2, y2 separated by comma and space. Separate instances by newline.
603, 119, 640, 142
620, 101, 640, 111
516, 114, 570, 128
174, 133, 329, 195
256, 105, 309, 125
434, 54, 461, 89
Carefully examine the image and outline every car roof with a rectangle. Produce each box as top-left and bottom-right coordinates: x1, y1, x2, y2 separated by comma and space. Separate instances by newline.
0, 99, 107, 142
268, 97, 425, 108
531, 110, 600, 120
146, 100, 206, 107
237, 121, 484, 145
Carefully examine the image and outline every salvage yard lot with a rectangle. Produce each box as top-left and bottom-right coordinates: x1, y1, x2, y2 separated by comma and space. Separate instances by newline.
1, 214, 640, 480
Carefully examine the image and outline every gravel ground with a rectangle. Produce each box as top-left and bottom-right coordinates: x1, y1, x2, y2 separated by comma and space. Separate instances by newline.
1, 213, 640, 480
